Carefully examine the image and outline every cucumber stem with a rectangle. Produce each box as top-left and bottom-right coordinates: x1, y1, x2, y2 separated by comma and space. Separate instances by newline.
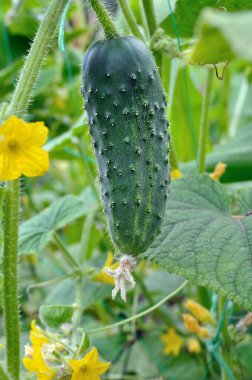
0, 187, 4, 252
87, 280, 188, 334
2, 1, 72, 377
141, 0, 157, 36
89, 0, 118, 39
3, 180, 20, 379
198, 68, 214, 173
118, 0, 144, 40
7, 0, 70, 117
53, 232, 79, 268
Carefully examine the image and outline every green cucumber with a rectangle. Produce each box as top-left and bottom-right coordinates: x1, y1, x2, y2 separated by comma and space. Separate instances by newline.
82, 36, 170, 255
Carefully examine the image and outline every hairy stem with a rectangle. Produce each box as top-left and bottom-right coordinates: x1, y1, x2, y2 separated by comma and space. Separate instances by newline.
198, 69, 214, 173
7, 0, 69, 117
118, 0, 143, 40
89, 0, 118, 39
3, 180, 20, 379
141, 0, 157, 36
3, 3, 73, 377
0, 187, 4, 251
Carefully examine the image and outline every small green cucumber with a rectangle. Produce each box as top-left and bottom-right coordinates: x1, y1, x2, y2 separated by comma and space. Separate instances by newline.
82, 36, 170, 255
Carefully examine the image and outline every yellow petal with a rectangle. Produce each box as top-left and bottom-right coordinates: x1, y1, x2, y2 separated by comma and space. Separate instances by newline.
161, 327, 183, 357
0, 116, 49, 181
184, 299, 215, 324
187, 338, 201, 353
92, 253, 119, 285
22, 122, 48, 147
81, 347, 99, 365
17, 147, 49, 178
104, 252, 114, 267
23, 357, 38, 372
0, 116, 26, 135
209, 162, 227, 181
71, 372, 99, 380
183, 314, 209, 338
30, 321, 49, 346
69, 347, 110, 380
92, 361, 111, 375
171, 169, 182, 179
0, 148, 22, 181
23, 346, 55, 380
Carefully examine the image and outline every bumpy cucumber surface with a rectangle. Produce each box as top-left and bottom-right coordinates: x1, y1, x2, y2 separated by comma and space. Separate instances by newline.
82, 36, 170, 255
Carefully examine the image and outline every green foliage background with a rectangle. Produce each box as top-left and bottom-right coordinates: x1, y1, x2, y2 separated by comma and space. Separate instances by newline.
0, 0, 252, 379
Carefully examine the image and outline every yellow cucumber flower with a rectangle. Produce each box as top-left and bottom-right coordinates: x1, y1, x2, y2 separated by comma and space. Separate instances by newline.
30, 320, 49, 347
161, 327, 183, 356
0, 116, 49, 181
92, 252, 119, 285
187, 338, 201, 354
209, 162, 227, 181
183, 314, 209, 338
69, 347, 110, 380
23, 345, 56, 380
184, 299, 215, 325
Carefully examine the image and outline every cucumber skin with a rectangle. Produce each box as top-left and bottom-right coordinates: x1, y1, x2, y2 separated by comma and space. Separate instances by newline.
82, 36, 170, 255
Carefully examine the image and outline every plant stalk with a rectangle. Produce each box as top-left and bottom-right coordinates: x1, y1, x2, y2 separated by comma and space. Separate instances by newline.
198, 68, 214, 173
79, 206, 97, 263
89, 0, 118, 39
87, 280, 187, 334
78, 140, 100, 201
0, 187, 4, 251
3, 3, 72, 378
118, 0, 143, 40
141, 0, 157, 36
53, 232, 79, 268
3, 180, 20, 379
7, 0, 69, 117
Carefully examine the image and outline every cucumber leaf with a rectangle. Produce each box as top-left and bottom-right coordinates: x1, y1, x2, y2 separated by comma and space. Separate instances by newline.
39, 305, 75, 329
191, 9, 252, 63
142, 174, 252, 311
19, 194, 95, 255
160, 0, 252, 38
182, 123, 252, 183
235, 188, 252, 215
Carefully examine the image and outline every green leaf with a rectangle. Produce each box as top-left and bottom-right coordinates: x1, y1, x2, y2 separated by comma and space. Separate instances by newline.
235, 342, 252, 375
170, 66, 202, 162
142, 174, 252, 311
39, 305, 75, 329
160, 0, 252, 38
191, 9, 252, 63
235, 188, 252, 214
44, 279, 112, 309
161, 0, 216, 38
19, 194, 94, 255
182, 123, 252, 183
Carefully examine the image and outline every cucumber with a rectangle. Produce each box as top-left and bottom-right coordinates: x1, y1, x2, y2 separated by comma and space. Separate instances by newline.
82, 36, 170, 255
